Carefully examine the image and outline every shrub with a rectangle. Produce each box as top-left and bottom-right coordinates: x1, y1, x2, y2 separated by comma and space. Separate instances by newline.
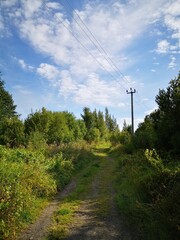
49, 153, 74, 190
115, 149, 180, 240
0, 147, 56, 239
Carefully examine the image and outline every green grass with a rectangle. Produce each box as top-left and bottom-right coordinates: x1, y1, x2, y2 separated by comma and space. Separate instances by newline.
48, 143, 119, 240
47, 145, 103, 239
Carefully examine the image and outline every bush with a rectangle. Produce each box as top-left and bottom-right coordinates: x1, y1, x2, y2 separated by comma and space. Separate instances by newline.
0, 147, 56, 239
49, 152, 74, 190
115, 148, 180, 240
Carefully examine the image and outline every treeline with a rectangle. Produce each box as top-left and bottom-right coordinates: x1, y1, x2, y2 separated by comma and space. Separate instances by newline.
113, 72, 180, 239
0, 74, 119, 148
0, 73, 121, 239
0, 107, 118, 148
133, 72, 180, 157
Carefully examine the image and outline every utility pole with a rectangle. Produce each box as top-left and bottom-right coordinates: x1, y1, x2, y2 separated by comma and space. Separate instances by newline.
126, 88, 136, 135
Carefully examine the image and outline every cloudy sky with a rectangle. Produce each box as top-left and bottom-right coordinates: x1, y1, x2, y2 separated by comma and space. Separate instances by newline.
0, 0, 179, 129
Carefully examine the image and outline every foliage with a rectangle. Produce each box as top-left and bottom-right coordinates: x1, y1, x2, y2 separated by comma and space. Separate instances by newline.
113, 147, 180, 240
24, 107, 51, 140
0, 74, 22, 148
154, 73, 180, 154
0, 73, 17, 121
27, 130, 47, 152
0, 141, 96, 239
81, 107, 118, 142
134, 117, 157, 149
0, 146, 56, 239
0, 75, 118, 147
134, 72, 180, 156
49, 152, 74, 190
0, 117, 25, 148
24, 108, 88, 146
85, 127, 101, 142
105, 107, 119, 132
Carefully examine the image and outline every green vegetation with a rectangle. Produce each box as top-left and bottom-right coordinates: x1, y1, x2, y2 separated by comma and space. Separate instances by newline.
0, 73, 17, 121
111, 147, 180, 240
134, 72, 180, 156
111, 73, 180, 239
48, 143, 113, 240
0, 72, 179, 239
0, 142, 94, 239
0, 146, 55, 239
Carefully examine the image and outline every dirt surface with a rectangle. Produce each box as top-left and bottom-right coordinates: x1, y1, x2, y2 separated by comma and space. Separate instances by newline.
64, 155, 138, 240
18, 149, 139, 240
18, 181, 77, 240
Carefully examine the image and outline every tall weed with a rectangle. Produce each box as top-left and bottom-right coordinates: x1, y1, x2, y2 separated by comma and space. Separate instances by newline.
0, 146, 56, 239
114, 147, 180, 240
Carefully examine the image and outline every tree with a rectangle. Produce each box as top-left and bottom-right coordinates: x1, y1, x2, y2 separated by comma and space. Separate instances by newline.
134, 72, 180, 155
47, 112, 75, 144
74, 120, 87, 140
105, 107, 119, 132
81, 107, 95, 141
81, 107, 95, 130
86, 127, 100, 143
154, 73, 180, 153
97, 110, 108, 139
24, 107, 51, 140
0, 116, 24, 147
122, 119, 131, 133
134, 115, 157, 149
0, 73, 17, 121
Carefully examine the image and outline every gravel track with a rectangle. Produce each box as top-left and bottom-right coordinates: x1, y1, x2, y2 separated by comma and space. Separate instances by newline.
64, 155, 138, 240
18, 150, 139, 240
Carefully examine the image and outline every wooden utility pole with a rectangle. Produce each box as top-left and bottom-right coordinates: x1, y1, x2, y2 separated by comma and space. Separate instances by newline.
126, 88, 136, 135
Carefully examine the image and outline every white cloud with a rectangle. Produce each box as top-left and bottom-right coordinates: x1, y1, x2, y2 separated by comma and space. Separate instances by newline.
18, 59, 26, 69
6, 0, 172, 68
118, 117, 144, 131
1, 0, 17, 7
58, 70, 78, 99
13, 57, 34, 71
118, 103, 126, 108
2, 0, 179, 109
168, 55, 177, 69
157, 0, 180, 54
13, 85, 32, 95
142, 98, 149, 102
0, 16, 4, 32
21, 0, 42, 19
156, 40, 170, 53
37, 63, 60, 80
18, 59, 34, 70
164, 1, 180, 16
46, 2, 62, 10
77, 76, 114, 105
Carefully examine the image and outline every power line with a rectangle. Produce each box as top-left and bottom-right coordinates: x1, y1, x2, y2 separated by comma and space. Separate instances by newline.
60, 0, 150, 111
62, 0, 132, 86
42, 1, 129, 92
42, 0, 150, 114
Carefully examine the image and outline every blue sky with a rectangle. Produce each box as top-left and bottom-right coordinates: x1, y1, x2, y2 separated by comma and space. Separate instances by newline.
0, 0, 179, 130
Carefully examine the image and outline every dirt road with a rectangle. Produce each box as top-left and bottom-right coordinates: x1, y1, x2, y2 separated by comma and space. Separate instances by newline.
19, 148, 138, 240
